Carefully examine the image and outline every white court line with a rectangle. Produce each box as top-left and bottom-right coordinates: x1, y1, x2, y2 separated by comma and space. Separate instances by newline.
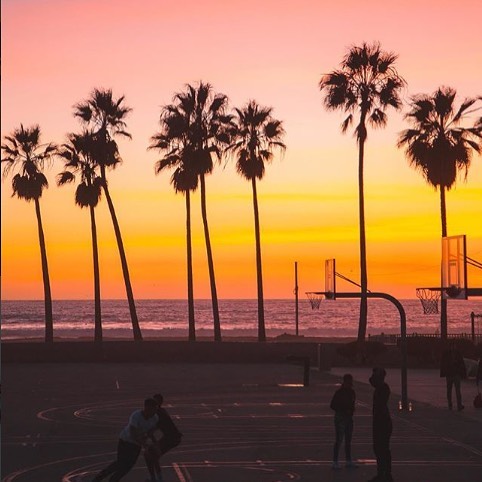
173, 462, 194, 482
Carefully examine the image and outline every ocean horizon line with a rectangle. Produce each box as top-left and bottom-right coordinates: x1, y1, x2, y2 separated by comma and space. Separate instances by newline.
1, 297, 422, 302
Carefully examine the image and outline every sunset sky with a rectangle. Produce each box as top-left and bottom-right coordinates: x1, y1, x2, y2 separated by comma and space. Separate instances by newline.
2, 0, 482, 301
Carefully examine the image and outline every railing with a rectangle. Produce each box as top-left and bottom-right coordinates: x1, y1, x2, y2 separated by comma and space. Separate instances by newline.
369, 333, 482, 345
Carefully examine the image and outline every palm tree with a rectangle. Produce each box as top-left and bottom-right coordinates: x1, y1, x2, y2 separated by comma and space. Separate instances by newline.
149, 112, 199, 341
229, 101, 286, 341
161, 82, 233, 341
319, 42, 405, 342
398, 87, 482, 339
57, 132, 104, 342
74, 88, 142, 341
1, 125, 57, 342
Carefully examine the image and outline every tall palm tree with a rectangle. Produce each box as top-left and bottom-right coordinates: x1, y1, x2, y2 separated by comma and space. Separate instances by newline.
398, 87, 482, 339
161, 82, 233, 341
1, 125, 57, 342
74, 88, 142, 341
229, 101, 286, 342
319, 42, 405, 342
57, 132, 104, 342
149, 112, 199, 341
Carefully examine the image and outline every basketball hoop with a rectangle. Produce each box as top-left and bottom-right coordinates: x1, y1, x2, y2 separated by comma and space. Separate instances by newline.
416, 288, 441, 315
306, 292, 324, 310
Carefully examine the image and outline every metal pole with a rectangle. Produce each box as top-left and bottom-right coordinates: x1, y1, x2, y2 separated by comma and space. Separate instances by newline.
335, 292, 409, 410
295, 261, 299, 336
471, 312, 475, 342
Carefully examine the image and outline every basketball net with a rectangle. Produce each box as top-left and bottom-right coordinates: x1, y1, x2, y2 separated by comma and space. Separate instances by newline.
306, 292, 323, 310
416, 288, 441, 315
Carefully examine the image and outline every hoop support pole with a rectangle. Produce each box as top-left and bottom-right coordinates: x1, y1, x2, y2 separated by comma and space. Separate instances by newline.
471, 312, 475, 342
335, 292, 408, 411
294, 262, 299, 336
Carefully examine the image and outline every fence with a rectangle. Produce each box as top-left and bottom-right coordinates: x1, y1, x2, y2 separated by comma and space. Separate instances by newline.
369, 332, 482, 345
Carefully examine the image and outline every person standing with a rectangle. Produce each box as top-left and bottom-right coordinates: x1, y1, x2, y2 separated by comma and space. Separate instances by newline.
144, 393, 183, 482
92, 398, 159, 482
330, 373, 358, 469
368, 367, 393, 482
440, 341, 466, 411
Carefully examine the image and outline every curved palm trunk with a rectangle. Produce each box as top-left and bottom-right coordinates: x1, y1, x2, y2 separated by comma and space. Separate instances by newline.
357, 122, 369, 342
101, 170, 142, 341
90, 205, 102, 342
34, 198, 53, 343
199, 174, 221, 341
252, 178, 266, 342
440, 186, 448, 340
186, 191, 196, 341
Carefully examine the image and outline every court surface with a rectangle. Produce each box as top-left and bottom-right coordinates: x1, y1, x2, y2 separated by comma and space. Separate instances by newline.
2, 363, 482, 481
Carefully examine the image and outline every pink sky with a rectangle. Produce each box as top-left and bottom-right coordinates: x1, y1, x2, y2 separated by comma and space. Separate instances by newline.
2, 0, 482, 300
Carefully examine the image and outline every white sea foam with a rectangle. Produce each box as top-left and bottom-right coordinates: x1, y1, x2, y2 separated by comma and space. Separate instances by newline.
1, 299, 481, 340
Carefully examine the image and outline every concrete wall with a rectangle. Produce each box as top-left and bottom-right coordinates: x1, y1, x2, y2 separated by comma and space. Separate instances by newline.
1, 341, 320, 364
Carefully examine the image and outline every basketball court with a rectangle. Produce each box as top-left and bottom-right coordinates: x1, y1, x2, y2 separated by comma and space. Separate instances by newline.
2, 362, 482, 482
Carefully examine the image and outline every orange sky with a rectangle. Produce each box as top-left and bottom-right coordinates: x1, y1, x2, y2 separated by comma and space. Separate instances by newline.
2, 0, 482, 300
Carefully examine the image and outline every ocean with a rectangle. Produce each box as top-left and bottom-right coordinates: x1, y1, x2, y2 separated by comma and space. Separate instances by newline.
1, 298, 482, 340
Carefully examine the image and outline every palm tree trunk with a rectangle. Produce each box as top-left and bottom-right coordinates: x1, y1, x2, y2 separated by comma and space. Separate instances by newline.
440, 186, 448, 340
101, 171, 142, 341
90, 205, 102, 342
252, 178, 266, 342
34, 198, 53, 343
186, 191, 196, 341
199, 174, 221, 341
357, 121, 368, 342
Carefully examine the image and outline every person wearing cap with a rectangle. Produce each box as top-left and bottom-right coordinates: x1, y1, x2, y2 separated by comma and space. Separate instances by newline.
368, 367, 393, 482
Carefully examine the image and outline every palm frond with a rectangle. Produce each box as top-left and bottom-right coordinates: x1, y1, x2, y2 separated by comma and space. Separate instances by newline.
57, 171, 75, 185
341, 114, 353, 133
398, 86, 481, 189
369, 108, 387, 128
451, 97, 477, 124
320, 42, 404, 139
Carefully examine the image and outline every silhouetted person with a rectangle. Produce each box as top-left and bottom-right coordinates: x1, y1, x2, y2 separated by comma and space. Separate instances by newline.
368, 367, 393, 482
144, 393, 183, 482
330, 373, 358, 469
440, 341, 466, 411
92, 398, 159, 482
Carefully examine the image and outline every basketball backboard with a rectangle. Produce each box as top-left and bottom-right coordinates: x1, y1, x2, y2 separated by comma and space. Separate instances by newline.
325, 258, 336, 299
442, 235, 467, 299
